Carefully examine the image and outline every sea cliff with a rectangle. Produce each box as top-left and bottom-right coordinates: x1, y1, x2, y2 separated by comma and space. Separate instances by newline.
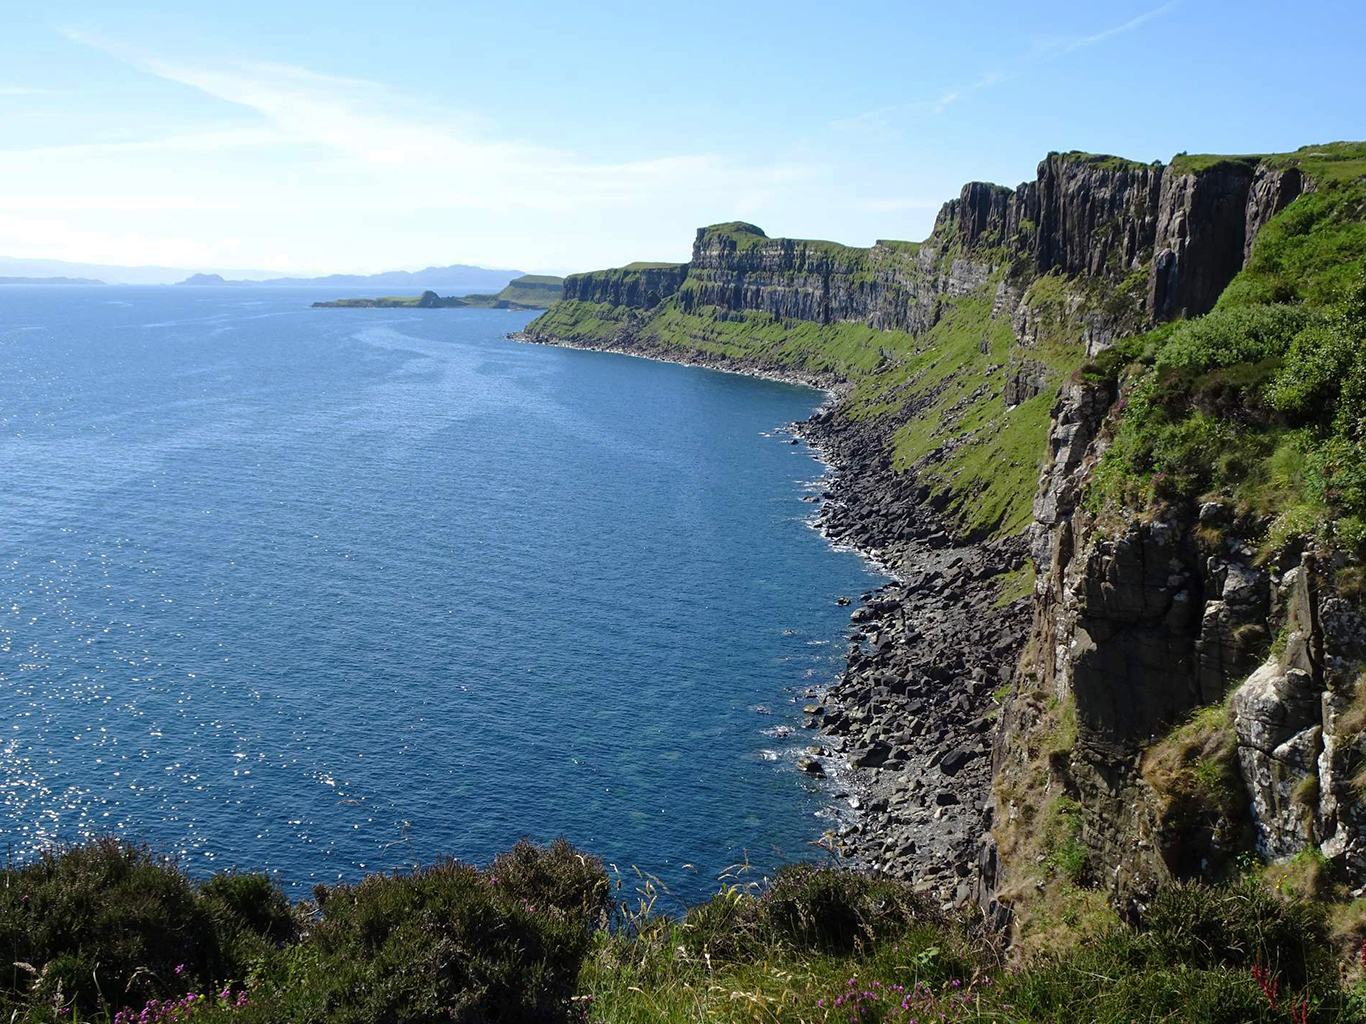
520, 142, 1366, 946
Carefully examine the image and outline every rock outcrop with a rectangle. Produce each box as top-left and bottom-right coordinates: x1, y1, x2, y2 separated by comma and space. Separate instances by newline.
1232, 556, 1366, 874
561, 263, 687, 309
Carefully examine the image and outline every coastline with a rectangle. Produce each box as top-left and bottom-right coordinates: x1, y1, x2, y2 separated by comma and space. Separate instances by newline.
509, 329, 847, 393
508, 329, 1033, 908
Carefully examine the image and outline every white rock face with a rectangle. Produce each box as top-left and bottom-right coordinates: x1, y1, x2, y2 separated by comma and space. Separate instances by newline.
1231, 559, 1366, 876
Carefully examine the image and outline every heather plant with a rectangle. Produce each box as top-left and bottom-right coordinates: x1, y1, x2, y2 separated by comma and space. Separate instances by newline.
1143, 879, 1334, 988
669, 863, 947, 964
0, 841, 1358, 1024
0, 838, 269, 1017
213, 839, 610, 1024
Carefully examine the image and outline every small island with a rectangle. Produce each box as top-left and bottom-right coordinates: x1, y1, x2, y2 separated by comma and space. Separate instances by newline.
312, 274, 563, 310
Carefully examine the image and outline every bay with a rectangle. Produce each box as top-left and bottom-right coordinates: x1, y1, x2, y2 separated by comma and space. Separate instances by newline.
0, 285, 881, 904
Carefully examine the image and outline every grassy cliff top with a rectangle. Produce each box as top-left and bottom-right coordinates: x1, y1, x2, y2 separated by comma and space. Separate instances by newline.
696, 221, 871, 259
1169, 141, 1366, 180
699, 220, 768, 239
621, 261, 686, 271
507, 274, 565, 286
1053, 150, 1159, 172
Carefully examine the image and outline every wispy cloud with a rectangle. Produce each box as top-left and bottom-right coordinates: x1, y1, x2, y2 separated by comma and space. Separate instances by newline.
1046, 1, 1179, 57
0, 85, 46, 96
54, 27, 816, 215
0, 125, 293, 158
831, 2, 1178, 133
830, 69, 1004, 132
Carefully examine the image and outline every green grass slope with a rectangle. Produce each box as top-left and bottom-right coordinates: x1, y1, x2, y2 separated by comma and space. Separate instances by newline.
529, 260, 1098, 540
495, 273, 565, 306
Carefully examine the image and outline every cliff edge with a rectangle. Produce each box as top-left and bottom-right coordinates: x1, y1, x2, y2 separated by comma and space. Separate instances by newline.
521, 142, 1366, 950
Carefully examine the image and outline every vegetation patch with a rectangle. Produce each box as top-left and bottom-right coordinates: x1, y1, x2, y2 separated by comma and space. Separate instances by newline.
1140, 695, 1248, 875
1086, 206, 1366, 554
7, 840, 1365, 1023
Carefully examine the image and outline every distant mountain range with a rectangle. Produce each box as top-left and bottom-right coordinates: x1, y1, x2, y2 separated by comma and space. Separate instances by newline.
0, 275, 105, 285
0, 256, 286, 286
0, 255, 527, 289
176, 265, 524, 290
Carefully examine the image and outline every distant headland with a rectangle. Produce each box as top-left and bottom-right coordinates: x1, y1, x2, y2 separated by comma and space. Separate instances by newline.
311, 275, 563, 310
175, 263, 525, 291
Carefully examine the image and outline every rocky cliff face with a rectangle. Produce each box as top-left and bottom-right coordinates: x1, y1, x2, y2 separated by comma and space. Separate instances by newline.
674, 223, 987, 335
1233, 555, 1366, 872
525, 144, 1358, 920
550, 152, 1295, 341
561, 262, 688, 309
992, 343, 1366, 936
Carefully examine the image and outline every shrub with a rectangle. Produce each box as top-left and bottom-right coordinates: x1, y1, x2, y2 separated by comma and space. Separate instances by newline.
1155, 304, 1310, 376
758, 864, 936, 954
288, 841, 608, 1024
1266, 315, 1365, 424
485, 838, 611, 924
1002, 927, 1274, 1024
1307, 434, 1366, 520
1143, 879, 1333, 988
0, 840, 228, 1013
200, 870, 297, 947
677, 865, 941, 962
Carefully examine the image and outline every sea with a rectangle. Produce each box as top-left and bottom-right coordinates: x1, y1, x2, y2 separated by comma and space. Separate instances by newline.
0, 285, 883, 905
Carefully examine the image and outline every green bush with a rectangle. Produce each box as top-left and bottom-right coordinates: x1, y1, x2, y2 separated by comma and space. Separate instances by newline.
0, 839, 606, 1024
758, 864, 936, 954
676, 864, 941, 963
1002, 928, 1275, 1024
0, 839, 239, 1014
1143, 879, 1333, 988
1, 842, 1362, 1023
1155, 303, 1310, 375
280, 840, 608, 1024
485, 838, 611, 923
1307, 434, 1366, 524
1266, 317, 1363, 423
200, 870, 297, 947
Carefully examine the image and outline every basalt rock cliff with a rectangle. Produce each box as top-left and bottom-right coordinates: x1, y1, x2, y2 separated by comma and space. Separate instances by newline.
521, 142, 1366, 944
543, 151, 1308, 346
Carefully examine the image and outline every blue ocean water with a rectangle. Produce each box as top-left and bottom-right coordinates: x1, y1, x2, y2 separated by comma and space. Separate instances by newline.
0, 286, 881, 904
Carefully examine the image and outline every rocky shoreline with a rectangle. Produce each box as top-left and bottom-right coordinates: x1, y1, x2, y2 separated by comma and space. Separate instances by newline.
509, 328, 1034, 908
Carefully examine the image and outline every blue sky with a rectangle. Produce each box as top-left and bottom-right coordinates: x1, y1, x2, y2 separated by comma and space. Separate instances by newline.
1, 1, 1363, 275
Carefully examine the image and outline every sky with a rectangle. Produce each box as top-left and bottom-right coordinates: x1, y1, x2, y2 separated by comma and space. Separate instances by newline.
0, 1, 1363, 276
